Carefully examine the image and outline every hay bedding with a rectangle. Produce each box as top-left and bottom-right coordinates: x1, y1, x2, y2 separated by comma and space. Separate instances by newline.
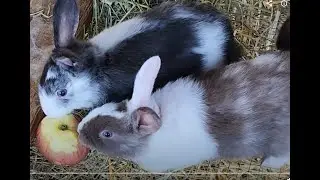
30, 0, 290, 179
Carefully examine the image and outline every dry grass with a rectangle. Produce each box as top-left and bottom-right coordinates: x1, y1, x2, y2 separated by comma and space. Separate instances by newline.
30, 0, 290, 179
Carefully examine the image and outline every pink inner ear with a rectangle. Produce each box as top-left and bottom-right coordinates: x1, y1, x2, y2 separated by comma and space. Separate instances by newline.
56, 58, 73, 67
130, 56, 161, 109
137, 110, 160, 135
139, 114, 153, 126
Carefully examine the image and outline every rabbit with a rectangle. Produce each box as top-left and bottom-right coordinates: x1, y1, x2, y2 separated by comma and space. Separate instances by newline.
38, 0, 242, 118
77, 17, 290, 172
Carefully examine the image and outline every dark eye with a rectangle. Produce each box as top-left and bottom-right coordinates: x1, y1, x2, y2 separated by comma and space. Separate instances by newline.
101, 130, 113, 138
57, 89, 67, 97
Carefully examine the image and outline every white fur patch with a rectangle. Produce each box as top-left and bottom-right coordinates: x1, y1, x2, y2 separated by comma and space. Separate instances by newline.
262, 153, 290, 169
77, 103, 126, 133
192, 22, 227, 71
38, 88, 67, 118
67, 74, 101, 110
252, 53, 279, 65
134, 78, 218, 172
45, 68, 57, 80
172, 8, 197, 19
89, 17, 158, 51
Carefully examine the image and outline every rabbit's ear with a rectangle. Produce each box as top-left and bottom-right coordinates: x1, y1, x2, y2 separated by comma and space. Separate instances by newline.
129, 56, 161, 110
53, 0, 79, 48
55, 57, 74, 68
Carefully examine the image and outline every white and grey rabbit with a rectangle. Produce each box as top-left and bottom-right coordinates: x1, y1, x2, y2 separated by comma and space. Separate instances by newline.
38, 0, 241, 118
77, 17, 290, 173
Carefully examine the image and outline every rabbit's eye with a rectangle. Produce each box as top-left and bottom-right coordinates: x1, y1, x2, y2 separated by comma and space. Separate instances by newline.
101, 130, 113, 138
57, 89, 67, 97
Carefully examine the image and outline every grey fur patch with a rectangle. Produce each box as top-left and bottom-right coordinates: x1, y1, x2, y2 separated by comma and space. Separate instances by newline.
200, 51, 290, 160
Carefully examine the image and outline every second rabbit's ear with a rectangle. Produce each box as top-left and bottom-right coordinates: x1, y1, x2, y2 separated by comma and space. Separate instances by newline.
129, 56, 161, 110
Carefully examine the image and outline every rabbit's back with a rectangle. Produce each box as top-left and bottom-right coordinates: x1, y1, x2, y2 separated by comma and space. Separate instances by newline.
201, 51, 290, 159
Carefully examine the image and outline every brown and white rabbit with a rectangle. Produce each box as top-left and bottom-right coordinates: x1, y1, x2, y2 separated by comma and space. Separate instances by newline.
77, 19, 290, 173
38, 0, 241, 118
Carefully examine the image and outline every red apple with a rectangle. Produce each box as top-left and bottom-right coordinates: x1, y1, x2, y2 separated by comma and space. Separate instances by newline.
36, 114, 89, 166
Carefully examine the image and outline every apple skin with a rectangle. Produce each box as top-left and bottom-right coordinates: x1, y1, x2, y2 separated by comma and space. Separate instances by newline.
36, 114, 89, 166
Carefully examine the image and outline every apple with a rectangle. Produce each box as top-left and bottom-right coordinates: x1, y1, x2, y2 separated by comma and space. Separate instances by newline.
36, 114, 89, 166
